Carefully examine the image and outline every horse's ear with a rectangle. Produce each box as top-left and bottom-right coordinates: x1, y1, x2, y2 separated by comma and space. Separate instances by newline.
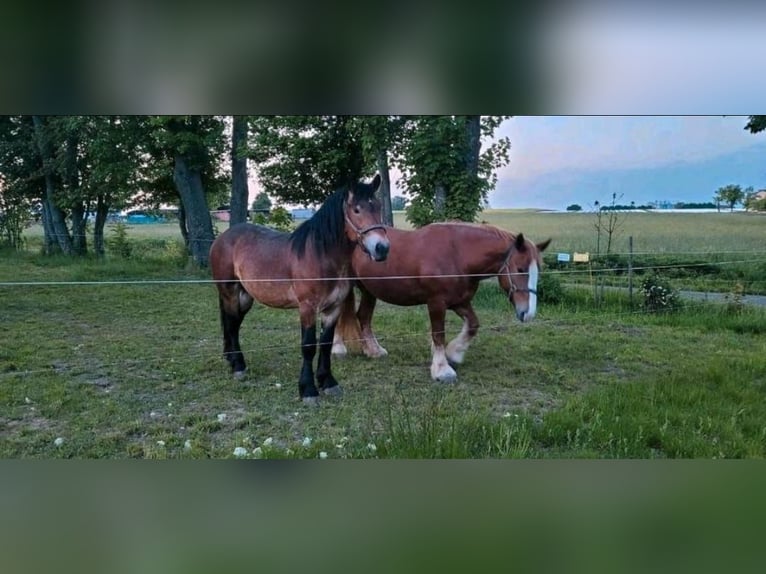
346, 189, 355, 204
371, 173, 381, 192
514, 233, 526, 251
536, 238, 552, 252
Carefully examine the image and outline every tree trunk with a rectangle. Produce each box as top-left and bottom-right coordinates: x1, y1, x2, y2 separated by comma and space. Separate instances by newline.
70, 202, 88, 255
40, 200, 61, 255
173, 154, 215, 267
229, 115, 249, 226
32, 115, 73, 255
464, 115, 481, 179
65, 132, 88, 255
376, 148, 393, 226
177, 202, 189, 248
434, 183, 447, 221
93, 194, 109, 257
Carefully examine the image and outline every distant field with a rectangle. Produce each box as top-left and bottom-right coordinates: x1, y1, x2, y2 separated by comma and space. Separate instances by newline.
395, 210, 766, 255
22, 210, 765, 256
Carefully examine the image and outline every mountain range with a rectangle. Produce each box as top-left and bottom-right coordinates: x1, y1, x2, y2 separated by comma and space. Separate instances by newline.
492, 140, 766, 210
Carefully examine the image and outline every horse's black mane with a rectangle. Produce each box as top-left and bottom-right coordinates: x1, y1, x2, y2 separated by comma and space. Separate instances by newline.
290, 179, 377, 259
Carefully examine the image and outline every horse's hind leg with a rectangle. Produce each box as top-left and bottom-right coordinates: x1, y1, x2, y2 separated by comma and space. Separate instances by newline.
357, 286, 388, 358
218, 283, 253, 377
428, 301, 457, 383
446, 303, 480, 366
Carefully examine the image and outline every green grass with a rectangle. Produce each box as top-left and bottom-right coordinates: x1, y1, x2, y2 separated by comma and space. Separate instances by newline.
2, 241, 765, 459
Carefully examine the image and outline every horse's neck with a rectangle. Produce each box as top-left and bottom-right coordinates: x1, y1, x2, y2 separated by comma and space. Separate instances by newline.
469, 231, 513, 275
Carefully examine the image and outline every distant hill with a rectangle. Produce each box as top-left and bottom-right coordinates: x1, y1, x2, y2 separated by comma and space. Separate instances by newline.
494, 141, 766, 210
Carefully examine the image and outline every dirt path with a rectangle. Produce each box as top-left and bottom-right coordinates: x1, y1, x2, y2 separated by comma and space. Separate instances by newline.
565, 285, 766, 307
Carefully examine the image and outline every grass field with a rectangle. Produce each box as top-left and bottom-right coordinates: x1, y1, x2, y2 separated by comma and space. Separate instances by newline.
2, 212, 765, 458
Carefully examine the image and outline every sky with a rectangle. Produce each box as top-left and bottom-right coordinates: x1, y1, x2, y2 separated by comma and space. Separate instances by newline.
489, 116, 766, 210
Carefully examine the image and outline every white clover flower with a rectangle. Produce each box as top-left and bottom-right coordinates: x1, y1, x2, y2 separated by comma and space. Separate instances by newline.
149, 411, 159, 418
503, 412, 512, 418
253, 446, 263, 459
233, 447, 248, 458
263, 437, 274, 447
25, 397, 32, 404
367, 443, 377, 452
302, 437, 312, 447
217, 413, 227, 422
184, 440, 192, 450
275, 383, 282, 389
156, 440, 166, 447
53, 437, 65, 447
319, 451, 328, 459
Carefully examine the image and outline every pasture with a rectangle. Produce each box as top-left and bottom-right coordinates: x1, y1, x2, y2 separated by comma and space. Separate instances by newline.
2, 211, 765, 458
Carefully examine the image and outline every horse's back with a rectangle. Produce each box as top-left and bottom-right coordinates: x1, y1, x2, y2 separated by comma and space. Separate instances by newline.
210, 223, 290, 281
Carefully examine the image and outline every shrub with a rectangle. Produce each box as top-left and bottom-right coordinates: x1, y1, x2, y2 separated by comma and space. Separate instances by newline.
538, 272, 564, 304
107, 222, 132, 258
640, 274, 681, 313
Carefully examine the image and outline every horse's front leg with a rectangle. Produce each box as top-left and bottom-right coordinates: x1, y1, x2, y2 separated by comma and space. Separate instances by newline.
446, 303, 480, 367
357, 285, 387, 358
316, 306, 343, 398
428, 301, 457, 383
298, 304, 321, 405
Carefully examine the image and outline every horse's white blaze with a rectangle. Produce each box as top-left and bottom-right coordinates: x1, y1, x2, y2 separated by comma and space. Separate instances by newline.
526, 260, 539, 321
446, 318, 471, 364
431, 344, 457, 382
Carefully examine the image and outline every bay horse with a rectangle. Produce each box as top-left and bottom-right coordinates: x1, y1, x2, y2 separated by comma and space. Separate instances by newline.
209, 174, 390, 404
332, 222, 550, 383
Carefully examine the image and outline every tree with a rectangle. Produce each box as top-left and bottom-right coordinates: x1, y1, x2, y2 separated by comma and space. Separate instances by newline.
395, 116, 510, 227
391, 196, 407, 210
147, 116, 227, 266
566, 204, 582, 212
592, 193, 627, 256
714, 184, 745, 212
252, 192, 272, 213
248, 116, 369, 206
744, 189, 766, 211
745, 116, 766, 133
229, 115, 249, 226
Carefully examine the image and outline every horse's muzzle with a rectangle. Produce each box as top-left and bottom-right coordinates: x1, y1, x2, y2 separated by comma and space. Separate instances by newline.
372, 241, 389, 261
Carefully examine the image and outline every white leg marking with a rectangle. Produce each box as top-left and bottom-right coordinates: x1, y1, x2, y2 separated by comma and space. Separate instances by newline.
363, 337, 388, 358
331, 330, 348, 357
526, 261, 539, 321
431, 344, 457, 382
446, 318, 471, 365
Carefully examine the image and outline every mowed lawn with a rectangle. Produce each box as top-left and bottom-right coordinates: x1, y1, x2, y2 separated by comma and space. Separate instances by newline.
2, 211, 765, 459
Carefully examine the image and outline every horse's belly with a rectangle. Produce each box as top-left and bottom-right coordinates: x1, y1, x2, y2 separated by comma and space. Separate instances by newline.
360, 278, 428, 306
245, 282, 300, 309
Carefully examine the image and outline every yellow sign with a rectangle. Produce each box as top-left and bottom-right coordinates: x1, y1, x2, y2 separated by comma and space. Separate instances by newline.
573, 252, 590, 263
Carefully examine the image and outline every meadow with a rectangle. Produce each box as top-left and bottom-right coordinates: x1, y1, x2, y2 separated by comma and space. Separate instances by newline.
1, 210, 765, 459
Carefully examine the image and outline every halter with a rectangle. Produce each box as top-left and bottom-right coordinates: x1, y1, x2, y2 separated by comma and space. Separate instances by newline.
344, 210, 387, 241
500, 245, 538, 298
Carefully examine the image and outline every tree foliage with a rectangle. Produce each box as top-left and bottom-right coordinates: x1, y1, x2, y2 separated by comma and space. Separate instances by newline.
395, 116, 510, 227
252, 192, 272, 212
248, 116, 369, 206
714, 184, 747, 212
745, 116, 766, 134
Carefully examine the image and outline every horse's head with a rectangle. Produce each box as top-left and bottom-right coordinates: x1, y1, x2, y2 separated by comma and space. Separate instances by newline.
498, 233, 551, 323
344, 173, 390, 262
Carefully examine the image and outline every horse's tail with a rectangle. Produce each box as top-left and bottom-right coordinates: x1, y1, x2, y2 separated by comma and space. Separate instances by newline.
334, 286, 363, 355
